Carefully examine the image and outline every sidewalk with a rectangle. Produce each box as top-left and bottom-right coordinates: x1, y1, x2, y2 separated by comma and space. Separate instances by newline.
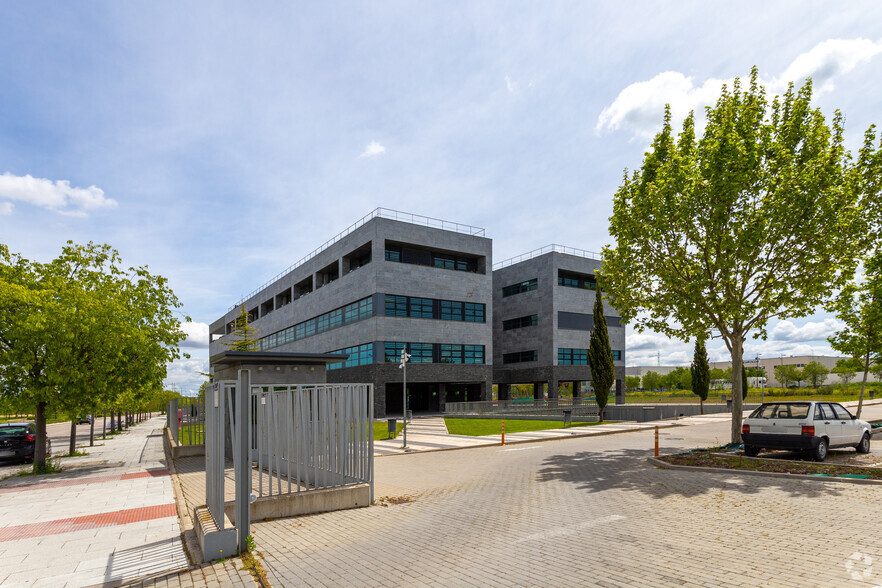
0, 415, 249, 588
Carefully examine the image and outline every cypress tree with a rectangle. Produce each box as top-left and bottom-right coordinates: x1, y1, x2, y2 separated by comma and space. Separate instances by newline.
587, 290, 615, 422
690, 338, 709, 414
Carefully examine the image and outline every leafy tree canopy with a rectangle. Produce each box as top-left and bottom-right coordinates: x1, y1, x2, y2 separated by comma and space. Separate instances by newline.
600, 68, 881, 442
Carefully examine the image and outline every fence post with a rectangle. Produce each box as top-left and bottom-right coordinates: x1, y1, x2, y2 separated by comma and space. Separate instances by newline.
235, 369, 252, 554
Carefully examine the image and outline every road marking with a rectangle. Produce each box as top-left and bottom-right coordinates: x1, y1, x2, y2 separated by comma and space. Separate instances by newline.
500, 446, 540, 452
513, 515, 625, 543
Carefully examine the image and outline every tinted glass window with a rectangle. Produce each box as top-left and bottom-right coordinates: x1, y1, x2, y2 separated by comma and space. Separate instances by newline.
0, 426, 28, 436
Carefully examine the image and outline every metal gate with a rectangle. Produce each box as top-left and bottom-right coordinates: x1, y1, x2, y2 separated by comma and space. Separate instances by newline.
204, 373, 373, 552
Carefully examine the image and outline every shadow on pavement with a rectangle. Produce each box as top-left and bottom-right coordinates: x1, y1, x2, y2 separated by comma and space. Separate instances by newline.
537, 447, 854, 500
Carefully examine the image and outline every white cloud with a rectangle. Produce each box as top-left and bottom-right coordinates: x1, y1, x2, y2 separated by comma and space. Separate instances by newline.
505, 76, 517, 93
777, 38, 882, 93
180, 321, 210, 348
0, 202, 13, 215
596, 71, 728, 138
359, 141, 386, 158
597, 38, 882, 139
769, 319, 843, 342
163, 355, 209, 396
0, 172, 117, 217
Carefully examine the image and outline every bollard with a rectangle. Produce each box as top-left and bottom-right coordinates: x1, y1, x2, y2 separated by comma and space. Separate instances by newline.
501, 420, 505, 446
654, 425, 659, 457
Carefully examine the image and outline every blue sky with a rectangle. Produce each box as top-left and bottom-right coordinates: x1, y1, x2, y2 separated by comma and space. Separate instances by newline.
2, 2, 881, 394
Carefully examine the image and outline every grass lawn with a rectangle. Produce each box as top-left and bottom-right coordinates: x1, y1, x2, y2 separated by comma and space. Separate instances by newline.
374, 421, 404, 440
444, 418, 599, 436
176, 424, 204, 446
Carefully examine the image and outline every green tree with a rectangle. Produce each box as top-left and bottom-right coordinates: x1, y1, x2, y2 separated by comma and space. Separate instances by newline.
828, 249, 882, 417
225, 304, 260, 351
600, 69, 878, 443
832, 358, 859, 387
801, 361, 830, 389
0, 242, 188, 468
872, 363, 882, 382
774, 364, 800, 389
625, 376, 641, 391
587, 290, 615, 421
690, 338, 710, 414
642, 371, 662, 392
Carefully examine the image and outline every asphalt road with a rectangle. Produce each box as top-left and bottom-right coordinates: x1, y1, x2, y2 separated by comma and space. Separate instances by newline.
0, 415, 117, 475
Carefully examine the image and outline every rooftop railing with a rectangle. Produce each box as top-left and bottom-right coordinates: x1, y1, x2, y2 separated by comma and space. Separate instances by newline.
493, 244, 603, 271
231, 208, 485, 310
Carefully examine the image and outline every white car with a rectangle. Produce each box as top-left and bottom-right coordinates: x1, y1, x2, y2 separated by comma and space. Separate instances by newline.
741, 401, 872, 462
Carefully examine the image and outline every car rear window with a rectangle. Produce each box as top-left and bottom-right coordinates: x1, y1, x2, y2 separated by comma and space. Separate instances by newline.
751, 403, 810, 419
0, 426, 28, 436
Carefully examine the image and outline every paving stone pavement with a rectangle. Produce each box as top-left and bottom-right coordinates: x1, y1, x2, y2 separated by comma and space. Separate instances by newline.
0, 415, 255, 588
247, 408, 882, 587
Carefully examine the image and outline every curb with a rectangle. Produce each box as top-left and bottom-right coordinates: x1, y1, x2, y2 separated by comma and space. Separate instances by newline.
376, 422, 683, 457
163, 431, 204, 567
647, 456, 882, 486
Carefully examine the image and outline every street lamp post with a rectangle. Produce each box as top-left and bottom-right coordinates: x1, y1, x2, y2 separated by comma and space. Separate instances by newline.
399, 346, 411, 449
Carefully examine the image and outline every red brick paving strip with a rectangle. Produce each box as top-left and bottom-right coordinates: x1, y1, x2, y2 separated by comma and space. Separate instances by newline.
0, 469, 170, 494
0, 503, 177, 542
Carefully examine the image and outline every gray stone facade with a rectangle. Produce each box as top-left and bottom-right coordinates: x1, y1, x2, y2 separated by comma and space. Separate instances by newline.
492, 250, 626, 402
209, 214, 494, 417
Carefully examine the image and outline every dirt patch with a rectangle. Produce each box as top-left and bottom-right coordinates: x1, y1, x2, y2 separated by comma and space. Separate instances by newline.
660, 452, 882, 479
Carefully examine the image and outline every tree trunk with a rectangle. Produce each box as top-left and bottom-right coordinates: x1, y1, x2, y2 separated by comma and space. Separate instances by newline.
89, 412, 95, 447
102, 409, 107, 438
68, 417, 77, 456
730, 337, 744, 444
857, 351, 870, 419
700, 399, 704, 415
34, 401, 47, 468
117, 411, 122, 431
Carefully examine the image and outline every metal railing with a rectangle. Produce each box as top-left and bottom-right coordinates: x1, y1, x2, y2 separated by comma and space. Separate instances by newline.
445, 397, 599, 419
493, 244, 604, 270
251, 384, 374, 498
231, 208, 485, 309
167, 396, 205, 445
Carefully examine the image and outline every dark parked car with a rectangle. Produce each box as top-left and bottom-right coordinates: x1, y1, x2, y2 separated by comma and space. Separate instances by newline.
77, 415, 92, 425
0, 423, 52, 464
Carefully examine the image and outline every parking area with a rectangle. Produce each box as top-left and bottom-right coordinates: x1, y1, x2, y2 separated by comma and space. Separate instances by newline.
0, 418, 109, 478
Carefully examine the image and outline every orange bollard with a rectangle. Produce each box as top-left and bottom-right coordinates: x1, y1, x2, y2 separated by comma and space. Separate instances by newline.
501, 420, 505, 446
654, 425, 659, 457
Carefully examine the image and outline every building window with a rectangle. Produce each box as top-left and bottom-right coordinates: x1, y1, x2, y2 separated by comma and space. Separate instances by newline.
432, 253, 477, 272
502, 278, 538, 298
558, 348, 588, 365
503, 350, 538, 364
383, 342, 485, 364
558, 270, 597, 290
440, 300, 463, 321
384, 245, 402, 262
612, 350, 622, 361
260, 296, 374, 350
384, 294, 485, 323
503, 314, 538, 331
327, 343, 375, 370
464, 345, 484, 364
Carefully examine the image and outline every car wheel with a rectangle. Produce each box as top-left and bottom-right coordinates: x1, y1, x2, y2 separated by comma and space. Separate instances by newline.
744, 445, 760, 457
812, 438, 828, 462
856, 433, 871, 454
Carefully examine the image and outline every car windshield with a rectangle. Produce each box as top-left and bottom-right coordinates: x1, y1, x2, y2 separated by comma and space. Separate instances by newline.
750, 403, 810, 419
0, 426, 28, 436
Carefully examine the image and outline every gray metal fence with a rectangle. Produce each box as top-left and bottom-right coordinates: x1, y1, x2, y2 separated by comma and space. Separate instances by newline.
203, 380, 374, 533
446, 397, 599, 419
251, 384, 373, 498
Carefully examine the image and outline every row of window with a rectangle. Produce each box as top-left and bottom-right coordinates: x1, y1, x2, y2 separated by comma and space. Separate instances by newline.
385, 295, 485, 322
384, 245, 479, 273
558, 348, 623, 364
558, 270, 597, 290
503, 350, 538, 364
259, 297, 374, 351
384, 342, 485, 364
502, 314, 538, 331
327, 343, 374, 370
502, 278, 538, 298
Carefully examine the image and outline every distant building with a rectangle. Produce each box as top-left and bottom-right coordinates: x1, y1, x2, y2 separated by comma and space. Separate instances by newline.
709, 355, 882, 387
